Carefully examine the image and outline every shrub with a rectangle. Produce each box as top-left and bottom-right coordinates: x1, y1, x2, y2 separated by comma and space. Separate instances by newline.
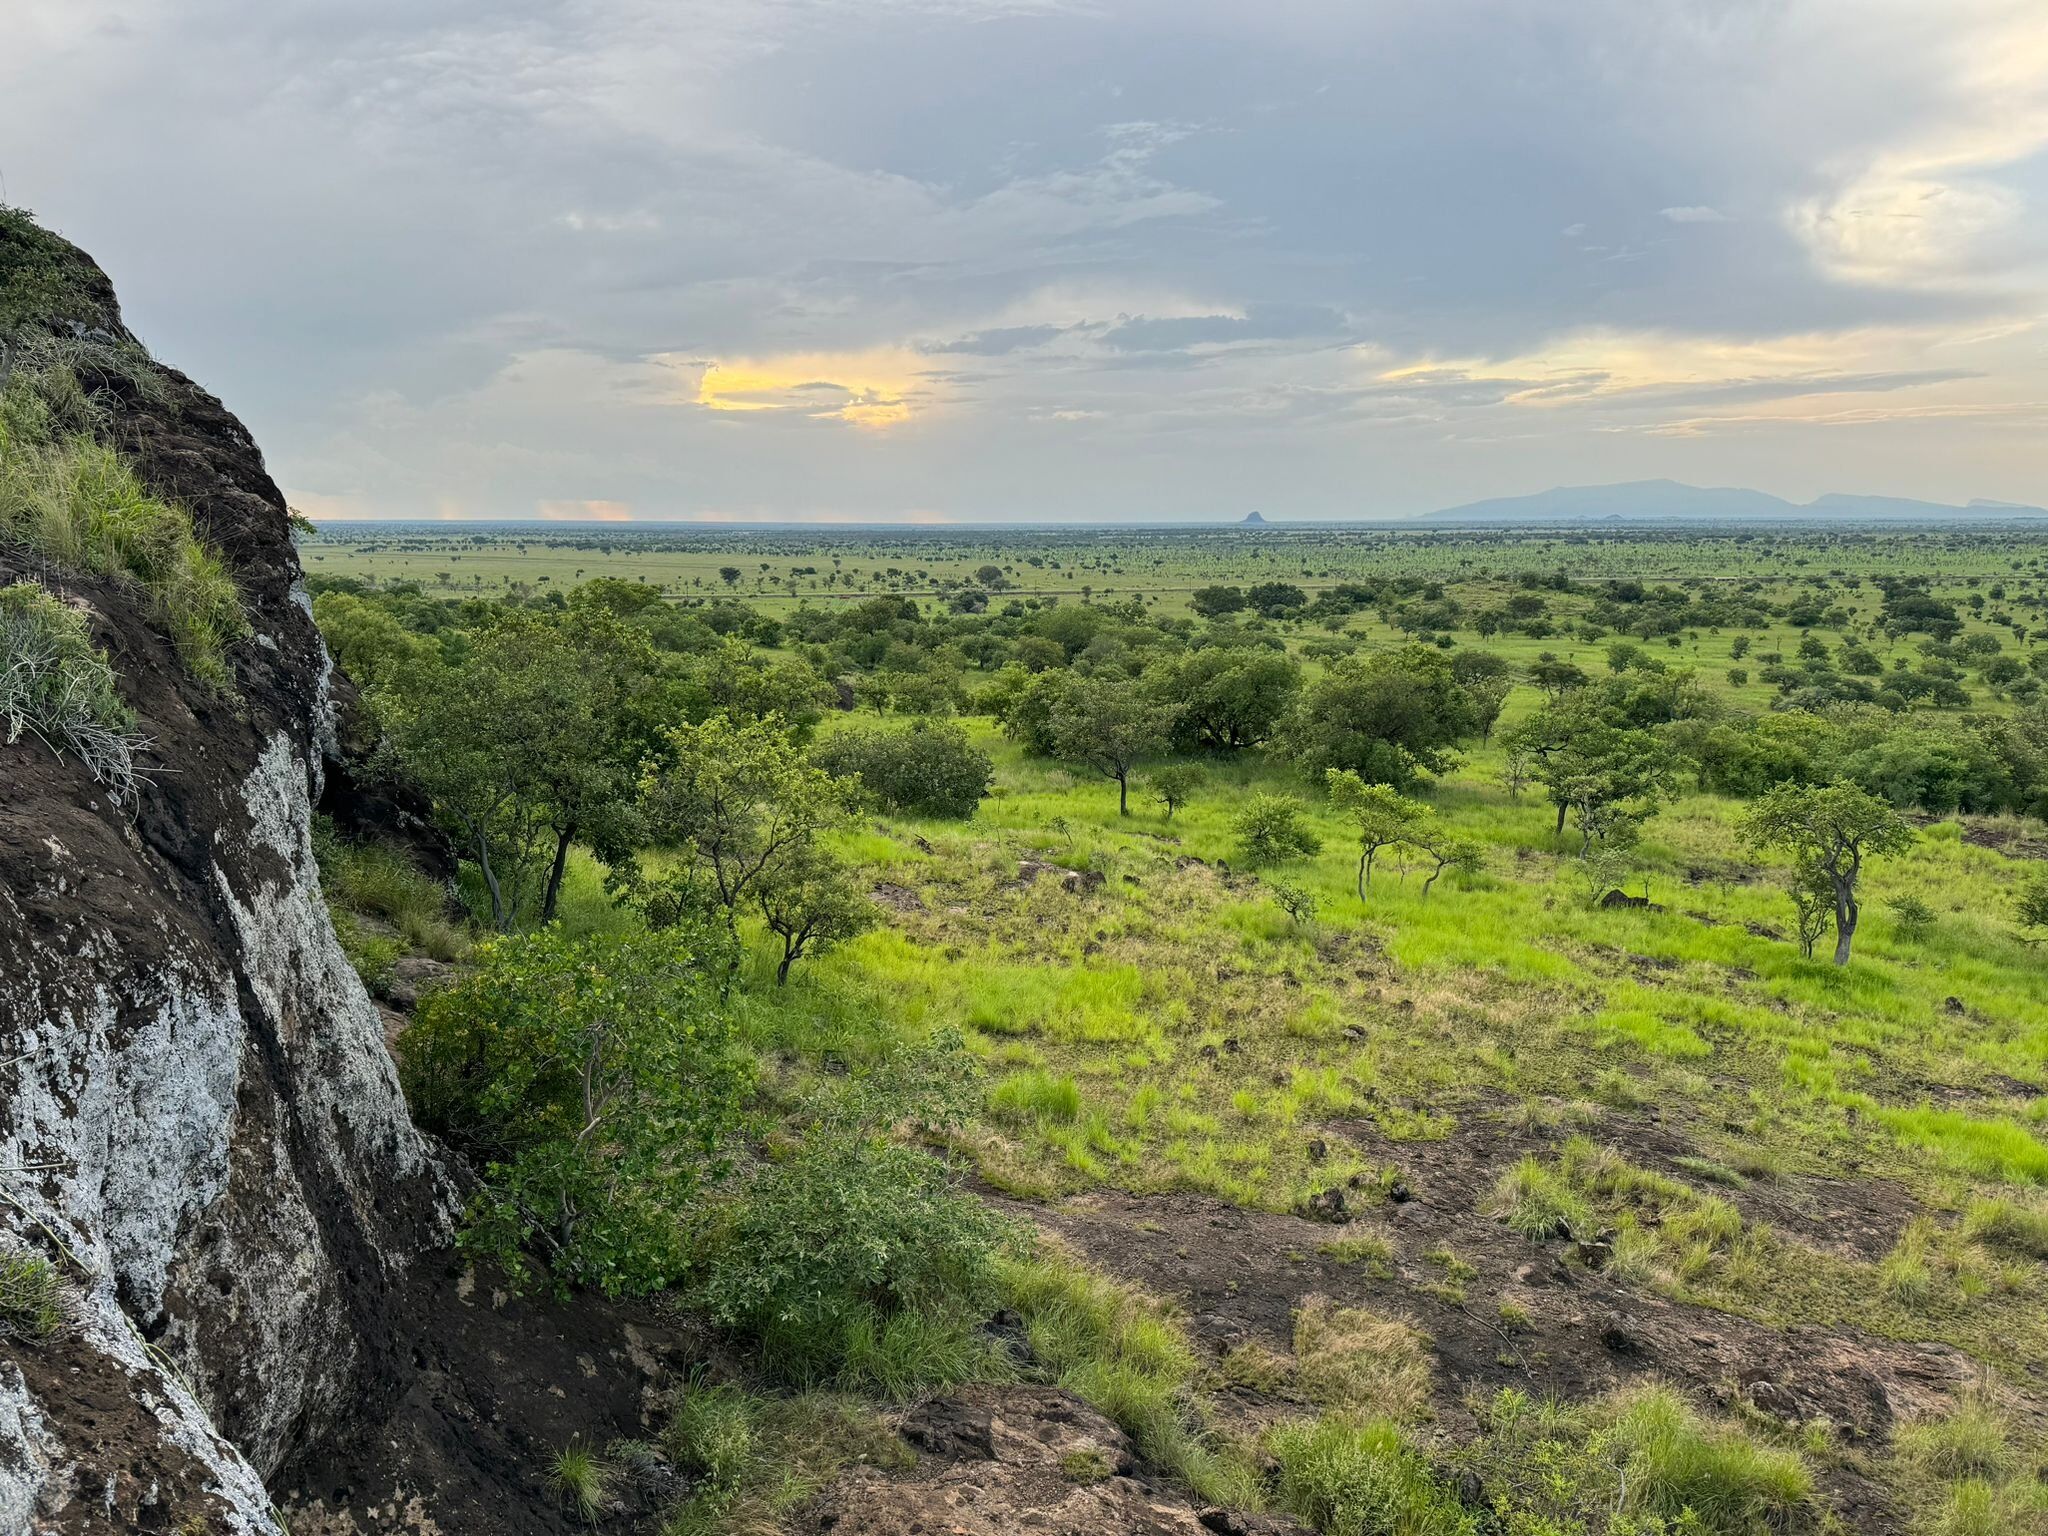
2016, 870, 2048, 930
1147, 762, 1203, 820
0, 1250, 63, 1340
1233, 793, 1322, 864
813, 719, 993, 818
1604, 1383, 1813, 1529
0, 580, 140, 802
400, 923, 748, 1295
693, 1035, 1021, 1392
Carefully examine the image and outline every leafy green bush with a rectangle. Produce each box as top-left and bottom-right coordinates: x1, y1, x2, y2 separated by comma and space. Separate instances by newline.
1232, 793, 1322, 864
813, 719, 993, 818
0, 580, 140, 802
400, 923, 748, 1295
692, 1034, 1021, 1392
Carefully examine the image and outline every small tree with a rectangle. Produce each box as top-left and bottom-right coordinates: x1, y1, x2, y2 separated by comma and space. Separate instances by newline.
1325, 769, 1429, 898
1464, 674, 1513, 745
1232, 793, 1322, 864
1788, 861, 1834, 960
1047, 673, 1174, 815
1416, 833, 1482, 899
1148, 762, 1203, 821
756, 848, 874, 985
1268, 878, 1318, 929
1742, 781, 1912, 966
2015, 870, 2048, 931
638, 713, 862, 932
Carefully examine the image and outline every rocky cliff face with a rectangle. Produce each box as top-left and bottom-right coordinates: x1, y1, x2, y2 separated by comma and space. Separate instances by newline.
0, 224, 456, 1532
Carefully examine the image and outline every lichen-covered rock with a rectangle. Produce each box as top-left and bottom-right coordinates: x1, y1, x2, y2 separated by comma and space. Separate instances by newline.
0, 219, 455, 1533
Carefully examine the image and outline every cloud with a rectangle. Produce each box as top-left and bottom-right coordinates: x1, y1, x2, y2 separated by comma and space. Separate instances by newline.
538, 499, 634, 520
4, 0, 2045, 517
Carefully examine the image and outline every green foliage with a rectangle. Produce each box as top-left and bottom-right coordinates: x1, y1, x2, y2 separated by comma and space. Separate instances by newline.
548, 1440, 609, 1521
0, 207, 115, 332
1147, 762, 1203, 820
0, 1250, 63, 1340
1963, 1193, 2048, 1258
0, 428, 244, 689
0, 580, 139, 801
2016, 870, 2048, 930
400, 924, 747, 1295
665, 1375, 761, 1487
813, 718, 993, 817
1269, 878, 1320, 927
1281, 644, 1474, 788
1045, 671, 1176, 815
1459, 1384, 1813, 1535
1267, 1414, 1476, 1536
1742, 780, 1913, 965
756, 846, 875, 984
375, 605, 662, 926
1491, 1154, 1593, 1240
1232, 792, 1322, 864
1326, 770, 1431, 895
638, 712, 863, 925
692, 1034, 1021, 1392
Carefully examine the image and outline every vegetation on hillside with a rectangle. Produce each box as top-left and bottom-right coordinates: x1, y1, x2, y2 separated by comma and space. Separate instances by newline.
310, 538, 2048, 1535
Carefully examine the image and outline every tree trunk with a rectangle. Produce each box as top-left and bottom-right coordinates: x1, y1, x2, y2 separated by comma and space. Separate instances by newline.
1356, 849, 1369, 901
776, 946, 795, 986
1833, 890, 1857, 966
1554, 801, 1568, 836
1117, 771, 1129, 815
540, 823, 576, 925
471, 826, 506, 928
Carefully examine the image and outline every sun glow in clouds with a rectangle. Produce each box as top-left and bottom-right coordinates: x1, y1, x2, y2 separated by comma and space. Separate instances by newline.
691, 351, 927, 429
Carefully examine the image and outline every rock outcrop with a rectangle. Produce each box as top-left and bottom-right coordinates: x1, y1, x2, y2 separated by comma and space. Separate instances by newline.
0, 221, 456, 1531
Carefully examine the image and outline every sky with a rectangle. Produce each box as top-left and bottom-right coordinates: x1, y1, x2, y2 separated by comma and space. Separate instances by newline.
4, 0, 2045, 523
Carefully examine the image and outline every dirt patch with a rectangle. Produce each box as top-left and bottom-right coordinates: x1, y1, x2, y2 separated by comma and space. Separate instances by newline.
1001, 1151, 1967, 1534
279, 1257, 695, 1536
799, 1385, 1305, 1536
870, 880, 926, 914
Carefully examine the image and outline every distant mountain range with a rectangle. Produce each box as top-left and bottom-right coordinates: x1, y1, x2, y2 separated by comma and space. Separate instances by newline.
1426, 479, 2046, 524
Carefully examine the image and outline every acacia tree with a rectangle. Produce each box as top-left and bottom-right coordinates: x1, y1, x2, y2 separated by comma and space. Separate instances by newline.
1047, 673, 1174, 815
1742, 781, 1912, 966
1325, 769, 1430, 898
